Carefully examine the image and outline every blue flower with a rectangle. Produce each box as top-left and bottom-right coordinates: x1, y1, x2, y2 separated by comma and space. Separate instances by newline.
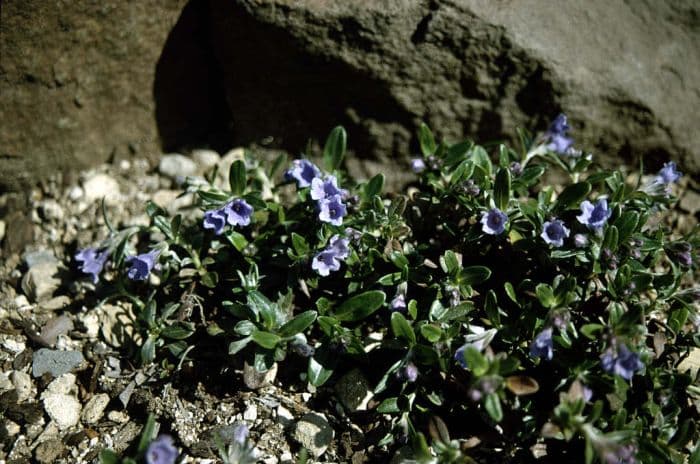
146, 435, 178, 464
529, 327, 554, 360
310, 175, 345, 201
224, 199, 253, 227
319, 195, 347, 226
312, 234, 350, 276
75, 247, 109, 284
656, 161, 682, 185
480, 208, 508, 235
233, 423, 249, 445
286, 159, 321, 188
545, 114, 574, 154
541, 219, 570, 247
577, 199, 612, 231
600, 344, 643, 381
411, 158, 426, 173
203, 208, 227, 235
454, 345, 468, 368
400, 362, 419, 382
125, 249, 160, 281
390, 293, 406, 312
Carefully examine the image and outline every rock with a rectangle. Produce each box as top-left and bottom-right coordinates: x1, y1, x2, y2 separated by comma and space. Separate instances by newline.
243, 361, 278, 390
680, 189, 700, 215
37, 315, 74, 346
107, 410, 130, 424
0, 372, 11, 392
0, 219, 5, 242
192, 149, 221, 170
159, 153, 198, 180
38, 295, 71, 312
43, 393, 81, 429
292, 412, 334, 458
81, 393, 110, 424
0, 0, 188, 193
2, 211, 34, 255
83, 173, 121, 205
22, 261, 61, 302
201, 0, 699, 187
151, 189, 193, 216
276, 405, 294, 428
243, 404, 258, 421
100, 303, 139, 348
78, 311, 101, 339
39, 199, 64, 222
334, 368, 372, 412
44, 373, 77, 395
34, 438, 66, 463
4, 419, 21, 437
68, 186, 84, 201
32, 348, 85, 378
22, 249, 57, 268
11, 371, 34, 402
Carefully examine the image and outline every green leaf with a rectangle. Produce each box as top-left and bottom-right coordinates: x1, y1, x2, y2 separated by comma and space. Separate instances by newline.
602, 224, 619, 253
291, 232, 309, 256
377, 397, 400, 413
140, 336, 156, 364
201, 271, 218, 288
554, 182, 591, 211
197, 189, 230, 203
364, 174, 385, 199
471, 145, 493, 178
504, 282, 518, 304
278, 310, 317, 338
137, 414, 157, 454
160, 322, 195, 340
308, 349, 335, 386
494, 167, 512, 210
484, 290, 500, 326
391, 312, 416, 345
458, 266, 491, 286
536, 284, 556, 308
463, 346, 488, 376
334, 290, 386, 322
420, 324, 442, 343
229, 160, 247, 195
251, 330, 281, 349
234, 320, 256, 336
580, 323, 604, 340
228, 336, 251, 354
614, 211, 639, 243
484, 393, 503, 422
226, 230, 249, 252
323, 126, 347, 171
440, 250, 461, 275
98, 449, 120, 464
377, 272, 403, 286
153, 215, 173, 240
419, 122, 436, 156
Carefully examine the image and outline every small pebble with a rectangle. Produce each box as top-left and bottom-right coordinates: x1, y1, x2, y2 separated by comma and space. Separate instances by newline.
81, 393, 110, 424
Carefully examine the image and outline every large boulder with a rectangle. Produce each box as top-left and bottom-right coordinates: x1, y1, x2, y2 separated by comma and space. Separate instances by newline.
0, 0, 187, 192
202, 0, 699, 182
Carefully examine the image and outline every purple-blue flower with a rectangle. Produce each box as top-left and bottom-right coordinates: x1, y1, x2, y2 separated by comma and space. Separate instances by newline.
656, 161, 682, 185
401, 362, 418, 382
146, 435, 178, 464
286, 159, 321, 188
310, 175, 345, 201
224, 199, 253, 227
75, 247, 109, 284
411, 158, 426, 173
541, 219, 570, 247
203, 208, 227, 235
125, 249, 160, 281
480, 208, 508, 235
390, 293, 406, 312
600, 344, 643, 381
233, 423, 249, 445
545, 114, 574, 155
577, 199, 612, 231
311, 234, 351, 276
529, 327, 554, 360
454, 345, 468, 368
319, 195, 347, 226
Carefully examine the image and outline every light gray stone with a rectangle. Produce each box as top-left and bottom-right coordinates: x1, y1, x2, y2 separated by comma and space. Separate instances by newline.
276, 405, 294, 428
43, 393, 81, 429
22, 261, 61, 302
83, 173, 121, 204
32, 349, 84, 378
292, 412, 333, 458
159, 153, 198, 180
192, 149, 221, 170
44, 373, 77, 395
11, 371, 34, 402
22, 250, 58, 268
81, 393, 110, 424
34, 438, 66, 464
243, 404, 258, 421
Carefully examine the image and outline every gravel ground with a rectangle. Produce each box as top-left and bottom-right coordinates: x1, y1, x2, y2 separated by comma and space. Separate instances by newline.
0, 149, 697, 463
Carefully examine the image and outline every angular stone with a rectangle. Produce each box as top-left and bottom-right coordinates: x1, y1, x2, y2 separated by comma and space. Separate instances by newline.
32, 349, 84, 378
34, 438, 66, 464
21, 261, 61, 302
292, 412, 333, 458
11, 371, 34, 402
334, 368, 372, 412
81, 393, 110, 424
43, 393, 81, 429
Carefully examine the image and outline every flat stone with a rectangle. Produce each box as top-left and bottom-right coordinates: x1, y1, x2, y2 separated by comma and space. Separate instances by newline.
11, 371, 34, 402
81, 393, 110, 424
159, 153, 197, 180
83, 173, 121, 204
22, 249, 58, 268
100, 304, 139, 348
34, 438, 66, 464
21, 261, 61, 302
680, 189, 700, 215
37, 315, 74, 346
334, 368, 372, 412
32, 349, 85, 378
292, 412, 334, 458
43, 393, 81, 429
38, 295, 71, 312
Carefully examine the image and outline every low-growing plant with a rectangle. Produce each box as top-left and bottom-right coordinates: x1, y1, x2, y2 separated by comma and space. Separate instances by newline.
80, 116, 699, 463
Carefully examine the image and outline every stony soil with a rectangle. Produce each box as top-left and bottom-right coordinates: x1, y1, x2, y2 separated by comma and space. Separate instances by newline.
0, 149, 697, 463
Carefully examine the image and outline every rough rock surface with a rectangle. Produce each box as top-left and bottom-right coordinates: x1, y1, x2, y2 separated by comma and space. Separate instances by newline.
0, 0, 187, 192
203, 0, 700, 182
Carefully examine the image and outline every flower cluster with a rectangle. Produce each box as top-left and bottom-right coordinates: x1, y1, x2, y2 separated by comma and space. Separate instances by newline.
545, 113, 574, 155
203, 198, 254, 235
288, 159, 348, 226
311, 235, 350, 276
600, 343, 644, 381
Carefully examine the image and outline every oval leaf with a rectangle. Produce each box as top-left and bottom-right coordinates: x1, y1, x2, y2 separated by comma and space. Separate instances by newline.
278, 310, 317, 338
554, 182, 591, 211
323, 126, 347, 171
229, 160, 247, 195
505, 375, 540, 396
494, 167, 512, 210
419, 122, 436, 156
251, 330, 281, 349
335, 290, 386, 322
391, 312, 416, 345
458, 266, 491, 286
